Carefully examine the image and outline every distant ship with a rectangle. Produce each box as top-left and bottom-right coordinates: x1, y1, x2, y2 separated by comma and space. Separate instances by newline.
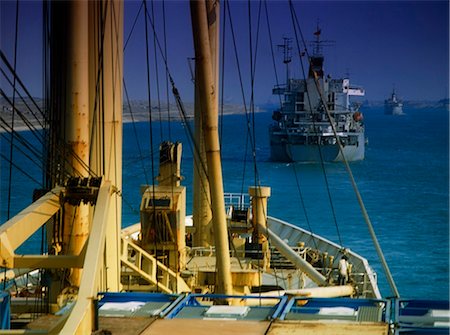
269, 32, 366, 163
385, 89, 404, 115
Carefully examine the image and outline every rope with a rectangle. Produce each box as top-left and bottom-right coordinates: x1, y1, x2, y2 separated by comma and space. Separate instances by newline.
139, 0, 207, 178
162, 0, 172, 141
0, 67, 45, 129
123, 81, 150, 184
288, 0, 343, 246
259, 0, 287, 276
288, 0, 399, 297
219, 0, 227, 148
143, 0, 159, 291
0, 90, 45, 145
0, 131, 43, 170
263, 0, 282, 107
248, 0, 262, 190
0, 152, 43, 187
108, 0, 123, 281
7, 0, 20, 219
124, 1, 143, 51
0, 51, 47, 123
225, 0, 261, 186
88, 0, 108, 177
262, 1, 319, 250
150, 0, 163, 142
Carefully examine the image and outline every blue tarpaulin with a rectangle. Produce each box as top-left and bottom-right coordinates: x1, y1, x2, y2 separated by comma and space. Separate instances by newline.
0, 291, 10, 329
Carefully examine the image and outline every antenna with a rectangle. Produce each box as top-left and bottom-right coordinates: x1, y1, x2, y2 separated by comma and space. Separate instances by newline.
278, 37, 292, 84
309, 25, 334, 56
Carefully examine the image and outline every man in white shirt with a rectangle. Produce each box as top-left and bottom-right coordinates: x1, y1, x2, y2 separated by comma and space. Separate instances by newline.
338, 255, 349, 285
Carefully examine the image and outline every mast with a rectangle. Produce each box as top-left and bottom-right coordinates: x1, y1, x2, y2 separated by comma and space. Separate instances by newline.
278, 37, 292, 85
88, 0, 123, 292
50, 0, 90, 287
49, 0, 122, 292
192, 1, 217, 247
190, 0, 233, 295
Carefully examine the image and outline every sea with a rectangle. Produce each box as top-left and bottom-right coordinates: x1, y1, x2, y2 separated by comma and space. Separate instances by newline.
1, 105, 449, 300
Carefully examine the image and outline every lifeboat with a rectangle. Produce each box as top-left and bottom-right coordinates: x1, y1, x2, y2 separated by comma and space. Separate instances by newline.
353, 111, 363, 122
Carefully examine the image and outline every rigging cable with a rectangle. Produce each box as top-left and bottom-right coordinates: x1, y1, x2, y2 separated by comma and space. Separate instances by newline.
151, 0, 163, 142
123, 81, 150, 185
225, 1, 262, 190
249, 0, 263, 190
0, 67, 45, 129
110, 0, 123, 285
0, 130, 43, 170
0, 52, 48, 125
88, 0, 106, 176
289, 0, 399, 298
143, 0, 156, 183
248, 0, 264, 298
122, 0, 150, 189
263, 0, 317, 250
219, 0, 227, 147
162, 0, 172, 141
0, 152, 43, 187
160, 0, 177, 228
6, 0, 20, 219
100, 1, 107, 177
226, 0, 274, 288
228, 0, 250, 197
0, 90, 44, 146
140, 1, 197, 155
288, 0, 343, 247
262, 0, 289, 288
124, 1, 143, 50
43, 0, 51, 190
263, 0, 282, 107
143, 0, 159, 291
138, 0, 212, 210
1, 55, 85, 183
1, 57, 91, 190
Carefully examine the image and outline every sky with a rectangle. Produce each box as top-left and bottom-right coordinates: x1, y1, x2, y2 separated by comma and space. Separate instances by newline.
1, 0, 449, 104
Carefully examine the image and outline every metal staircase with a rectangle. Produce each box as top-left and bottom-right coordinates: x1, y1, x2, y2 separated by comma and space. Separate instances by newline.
120, 234, 191, 294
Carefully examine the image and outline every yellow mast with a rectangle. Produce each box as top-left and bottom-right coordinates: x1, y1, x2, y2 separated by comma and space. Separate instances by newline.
49, 0, 122, 291
190, 0, 233, 295
58, 0, 90, 287
88, 0, 123, 292
193, 1, 219, 248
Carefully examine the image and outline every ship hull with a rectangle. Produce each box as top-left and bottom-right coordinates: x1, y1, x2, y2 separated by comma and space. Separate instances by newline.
384, 104, 404, 115
270, 132, 365, 162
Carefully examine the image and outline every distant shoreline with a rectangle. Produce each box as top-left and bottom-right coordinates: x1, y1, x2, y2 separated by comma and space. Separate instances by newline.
2, 97, 448, 134
0, 104, 266, 134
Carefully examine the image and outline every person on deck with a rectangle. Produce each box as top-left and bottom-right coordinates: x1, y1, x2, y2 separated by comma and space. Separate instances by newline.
338, 255, 349, 285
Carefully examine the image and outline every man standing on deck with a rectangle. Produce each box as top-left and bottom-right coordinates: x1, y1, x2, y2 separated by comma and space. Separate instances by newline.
338, 255, 349, 285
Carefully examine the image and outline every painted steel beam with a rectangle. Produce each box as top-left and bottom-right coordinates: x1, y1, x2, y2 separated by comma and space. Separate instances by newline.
13, 254, 84, 269
59, 181, 112, 334
0, 187, 62, 267
262, 225, 328, 286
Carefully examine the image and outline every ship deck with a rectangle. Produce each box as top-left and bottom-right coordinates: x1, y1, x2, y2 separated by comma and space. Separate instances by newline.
23, 315, 389, 335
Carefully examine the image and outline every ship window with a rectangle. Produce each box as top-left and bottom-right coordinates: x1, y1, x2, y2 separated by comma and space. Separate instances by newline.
295, 102, 304, 112
147, 198, 171, 208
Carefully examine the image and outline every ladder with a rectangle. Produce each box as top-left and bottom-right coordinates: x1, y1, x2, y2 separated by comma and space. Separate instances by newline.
120, 235, 190, 294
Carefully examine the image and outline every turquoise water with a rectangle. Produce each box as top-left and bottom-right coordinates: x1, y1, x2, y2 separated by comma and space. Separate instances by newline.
1, 106, 449, 300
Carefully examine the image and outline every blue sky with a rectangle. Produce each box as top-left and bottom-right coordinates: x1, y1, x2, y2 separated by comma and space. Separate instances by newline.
1, 0, 449, 104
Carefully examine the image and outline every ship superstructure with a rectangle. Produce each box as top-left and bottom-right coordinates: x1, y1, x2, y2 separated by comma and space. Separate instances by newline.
269, 32, 366, 162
